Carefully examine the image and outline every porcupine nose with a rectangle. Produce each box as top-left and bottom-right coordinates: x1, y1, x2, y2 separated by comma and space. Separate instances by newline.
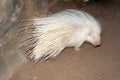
95, 44, 101, 47
94, 40, 101, 47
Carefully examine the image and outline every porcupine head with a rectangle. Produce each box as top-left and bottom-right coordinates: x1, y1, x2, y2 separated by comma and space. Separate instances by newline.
28, 9, 101, 61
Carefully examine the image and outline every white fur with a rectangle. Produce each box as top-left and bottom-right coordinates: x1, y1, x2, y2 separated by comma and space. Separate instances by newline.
30, 9, 101, 61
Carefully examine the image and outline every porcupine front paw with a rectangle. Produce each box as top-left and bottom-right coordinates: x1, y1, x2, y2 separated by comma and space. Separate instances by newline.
74, 47, 80, 51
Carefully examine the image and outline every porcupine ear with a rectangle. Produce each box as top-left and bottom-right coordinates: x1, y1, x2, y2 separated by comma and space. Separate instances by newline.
29, 19, 75, 61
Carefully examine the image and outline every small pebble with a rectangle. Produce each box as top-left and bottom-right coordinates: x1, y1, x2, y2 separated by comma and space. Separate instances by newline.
33, 76, 37, 80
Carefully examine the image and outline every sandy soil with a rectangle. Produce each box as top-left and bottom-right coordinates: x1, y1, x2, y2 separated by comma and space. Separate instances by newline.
9, 0, 120, 80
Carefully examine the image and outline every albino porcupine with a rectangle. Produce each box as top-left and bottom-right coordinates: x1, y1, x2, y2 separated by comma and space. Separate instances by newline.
22, 9, 101, 61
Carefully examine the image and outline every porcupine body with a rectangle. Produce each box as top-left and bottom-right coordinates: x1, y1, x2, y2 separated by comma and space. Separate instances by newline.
27, 9, 101, 61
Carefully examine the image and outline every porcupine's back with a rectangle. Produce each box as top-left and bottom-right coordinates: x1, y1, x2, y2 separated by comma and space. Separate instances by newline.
34, 9, 101, 33
29, 9, 101, 61
58, 9, 101, 32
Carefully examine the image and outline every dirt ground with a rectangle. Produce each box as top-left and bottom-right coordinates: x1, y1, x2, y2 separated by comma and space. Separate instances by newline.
8, 0, 120, 80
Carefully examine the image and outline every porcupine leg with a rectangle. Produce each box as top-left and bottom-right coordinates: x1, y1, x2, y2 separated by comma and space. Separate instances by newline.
74, 39, 85, 51
74, 46, 81, 51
